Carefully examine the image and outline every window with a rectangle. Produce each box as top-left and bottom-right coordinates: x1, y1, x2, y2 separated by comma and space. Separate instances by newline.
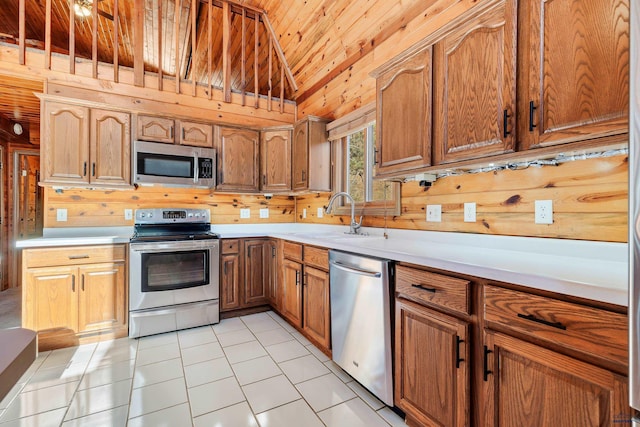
328, 105, 400, 216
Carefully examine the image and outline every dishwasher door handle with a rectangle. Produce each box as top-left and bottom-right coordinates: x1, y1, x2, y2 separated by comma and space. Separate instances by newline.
330, 261, 381, 278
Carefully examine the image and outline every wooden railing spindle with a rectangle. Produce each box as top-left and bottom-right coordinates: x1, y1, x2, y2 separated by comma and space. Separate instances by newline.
280, 62, 284, 113
191, 0, 197, 96
157, 0, 163, 90
254, 14, 259, 108
18, 0, 25, 65
68, 0, 75, 73
241, 8, 246, 106
268, 34, 272, 111
133, 0, 144, 86
45, 0, 52, 69
175, 0, 181, 94
207, 0, 212, 100
222, 2, 231, 103
92, 0, 98, 78
113, 0, 119, 81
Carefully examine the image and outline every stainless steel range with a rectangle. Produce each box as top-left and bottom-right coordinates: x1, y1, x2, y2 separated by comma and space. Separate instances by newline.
129, 208, 220, 338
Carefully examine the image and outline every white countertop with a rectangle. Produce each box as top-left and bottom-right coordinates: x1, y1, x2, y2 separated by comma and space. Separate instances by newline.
16, 223, 629, 307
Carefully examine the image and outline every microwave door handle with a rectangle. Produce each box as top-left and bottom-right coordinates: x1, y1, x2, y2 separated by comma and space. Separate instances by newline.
194, 154, 199, 183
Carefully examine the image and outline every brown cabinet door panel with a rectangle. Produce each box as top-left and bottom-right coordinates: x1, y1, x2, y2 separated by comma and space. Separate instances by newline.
433, 0, 517, 164
215, 126, 260, 192
292, 120, 309, 190
24, 266, 78, 333
483, 331, 631, 427
77, 262, 126, 333
137, 115, 175, 143
244, 240, 269, 306
302, 266, 330, 349
220, 253, 241, 312
91, 109, 131, 186
518, 0, 629, 149
281, 259, 303, 327
179, 121, 213, 147
261, 129, 292, 191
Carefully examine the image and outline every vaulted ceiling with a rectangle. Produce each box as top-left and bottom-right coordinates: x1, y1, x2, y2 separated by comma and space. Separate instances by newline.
0, 0, 427, 134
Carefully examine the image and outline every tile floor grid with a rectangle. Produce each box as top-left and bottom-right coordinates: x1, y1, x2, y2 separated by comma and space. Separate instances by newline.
0, 311, 407, 427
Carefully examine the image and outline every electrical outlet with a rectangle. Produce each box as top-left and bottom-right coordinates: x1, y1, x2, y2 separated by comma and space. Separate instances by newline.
317, 207, 324, 218
303, 208, 307, 219
464, 202, 476, 222
259, 208, 269, 219
240, 208, 251, 219
56, 208, 67, 222
124, 209, 133, 220
535, 200, 553, 224
426, 204, 442, 222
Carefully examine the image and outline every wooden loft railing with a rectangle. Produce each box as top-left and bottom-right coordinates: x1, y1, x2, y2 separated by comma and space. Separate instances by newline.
13, 0, 297, 112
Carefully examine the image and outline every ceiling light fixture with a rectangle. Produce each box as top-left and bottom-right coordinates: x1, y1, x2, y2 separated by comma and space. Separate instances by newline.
74, 0, 93, 18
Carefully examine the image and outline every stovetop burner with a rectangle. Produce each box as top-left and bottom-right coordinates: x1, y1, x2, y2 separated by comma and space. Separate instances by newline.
130, 208, 218, 243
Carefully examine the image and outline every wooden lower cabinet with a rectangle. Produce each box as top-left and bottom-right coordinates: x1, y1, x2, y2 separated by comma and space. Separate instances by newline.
281, 258, 303, 327
220, 252, 241, 311
302, 265, 330, 349
22, 244, 128, 350
483, 331, 631, 427
243, 239, 270, 306
395, 298, 469, 427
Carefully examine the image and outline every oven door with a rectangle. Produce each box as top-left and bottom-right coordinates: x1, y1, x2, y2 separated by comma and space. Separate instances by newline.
130, 239, 220, 311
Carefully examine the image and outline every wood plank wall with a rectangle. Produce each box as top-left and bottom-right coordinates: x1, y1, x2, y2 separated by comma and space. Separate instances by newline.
295, 155, 629, 243
44, 187, 295, 228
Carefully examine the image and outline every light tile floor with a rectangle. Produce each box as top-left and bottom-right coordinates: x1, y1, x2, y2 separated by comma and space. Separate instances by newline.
0, 311, 407, 427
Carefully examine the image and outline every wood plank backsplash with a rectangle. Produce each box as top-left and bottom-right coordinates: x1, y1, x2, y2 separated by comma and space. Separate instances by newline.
44, 187, 296, 227
296, 155, 629, 243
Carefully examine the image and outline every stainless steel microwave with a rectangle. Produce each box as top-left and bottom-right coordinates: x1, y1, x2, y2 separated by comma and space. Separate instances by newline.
133, 140, 216, 188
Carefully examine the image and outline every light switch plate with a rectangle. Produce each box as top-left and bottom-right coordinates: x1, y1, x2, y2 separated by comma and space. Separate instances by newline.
259, 208, 269, 219
303, 208, 307, 219
56, 208, 67, 222
317, 207, 324, 218
464, 203, 476, 222
240, 208, 251, 219
124, 209, 133, 220
426, 204, 441, 222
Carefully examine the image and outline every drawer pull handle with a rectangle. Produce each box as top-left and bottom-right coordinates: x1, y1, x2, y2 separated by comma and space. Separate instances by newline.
411, 284, 436, 293
71, 274, 75, 292
483, 345, 493, 381
517, 313, 567, 330
455, 336, 464, 369
68, 255, 90, 260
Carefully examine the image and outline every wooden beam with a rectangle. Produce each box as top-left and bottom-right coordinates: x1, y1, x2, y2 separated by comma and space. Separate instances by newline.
113, 0, 119, 82
175, 0, 181, 94
241, 8, 246, 106
18, 0, 25, 64
133, 0, 145, 86
254, 16, 258, 108
69, 0, 75, 74
208, 0, 213, 100
262, 13, 297, 93
222, 2, 231, 102
268, 35, 272, 111
280, 63, 284, 113
157, 0, 163, 90
45, 0, 51, 69
191, 0, 197, 96
92, 0, 98, 78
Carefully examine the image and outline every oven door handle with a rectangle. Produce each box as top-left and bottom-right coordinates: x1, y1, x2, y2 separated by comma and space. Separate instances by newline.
194, 154, 199, 184
130, 242, 219, 252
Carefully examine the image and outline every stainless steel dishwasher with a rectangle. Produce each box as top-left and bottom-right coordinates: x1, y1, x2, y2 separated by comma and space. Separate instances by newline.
329, 250, 394, 406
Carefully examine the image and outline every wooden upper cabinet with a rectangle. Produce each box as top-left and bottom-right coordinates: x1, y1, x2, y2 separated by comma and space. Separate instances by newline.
292, 117, 331, 192
261, 127, 292, 192
375, 47, 433, 177
517, 0, 629, 150
433, 0, 517, 164
178, 121, 213, 147
483, 331, 631, 427
42, 101, 90, 184
136, 115, 175, 143
214, 126, 260, 192
90, 109, 131, 186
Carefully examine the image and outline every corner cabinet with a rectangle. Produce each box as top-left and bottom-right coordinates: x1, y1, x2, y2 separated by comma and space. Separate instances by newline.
517, 0, 629, 150
214, 126, 260, 193
432, 0, 517, 164
292, 117, 331, 192
41, 100, 131, 187
375, 47, 433, 177
22, 244, 128, 351
261, 127, 292, 192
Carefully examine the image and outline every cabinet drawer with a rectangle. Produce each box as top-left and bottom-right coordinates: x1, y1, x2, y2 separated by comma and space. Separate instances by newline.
395, 265, 470, 315
221, 239, 240, 254
283, 241, 303, 262
304, 246, 328, 270
484, 285, 628, 368
24, 245, 126, 268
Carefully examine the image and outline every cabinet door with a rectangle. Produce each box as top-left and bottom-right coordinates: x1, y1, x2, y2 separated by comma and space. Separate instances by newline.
483, 331, 632, 427
90, 109, 131, 186
292, 120, 308, 191
518, 0, 629, 150
77, 262, 126, 333
220, 253, 241, 312
303, 266, 330, 350
244, 240, 269, 306
376, 47, 432, 177
261, 129, 291, 191
137, 115, 175, 143
23, 266, 78, 333
179, 121, 213, 147
395, 299, 469, 427
433, 0, 517, 164
42, 102, 90, 184
281, 259, 303, 327
266, 240, 279, 309
215, 126, 260, 192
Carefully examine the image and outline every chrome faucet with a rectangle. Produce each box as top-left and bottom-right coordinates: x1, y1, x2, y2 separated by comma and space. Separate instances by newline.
325, 192, 363, 235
